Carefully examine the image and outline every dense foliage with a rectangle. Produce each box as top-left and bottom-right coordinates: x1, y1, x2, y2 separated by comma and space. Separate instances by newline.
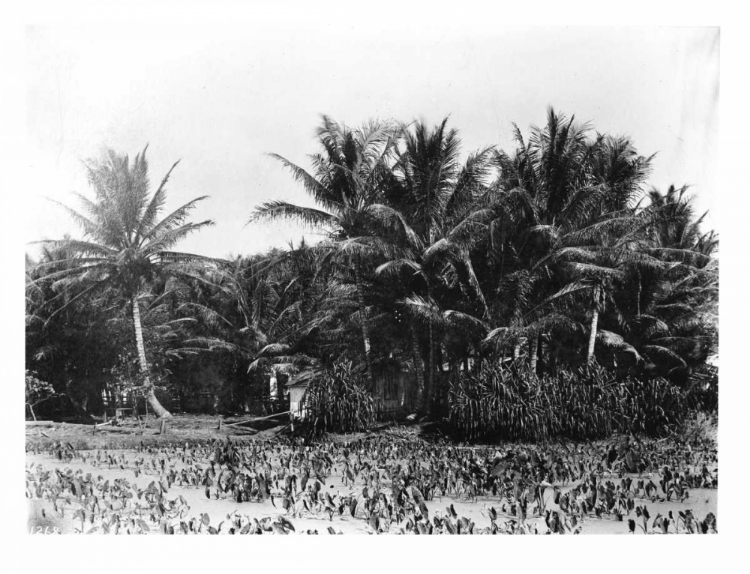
26, 108, 718, 437
25, 371, 57, 421
303, 362, 375, 433
448, 363, 686, 441
27, 147, 214, 418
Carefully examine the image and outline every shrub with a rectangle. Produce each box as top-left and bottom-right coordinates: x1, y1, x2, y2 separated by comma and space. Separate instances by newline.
25, 370, 57, 421
684, 364, 718, 412
447, 363, 686, 441
303, 361, 375, 433
678, 411, 718, 449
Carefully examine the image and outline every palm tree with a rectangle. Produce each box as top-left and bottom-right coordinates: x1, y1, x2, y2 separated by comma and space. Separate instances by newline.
239, 246, 323, 378
608, 185, 719, 377
249, 116, 409, 389
30, 146, 214, 418
377, 118, 494, 413
484, 108, 656, 369
26, 241, 126, 417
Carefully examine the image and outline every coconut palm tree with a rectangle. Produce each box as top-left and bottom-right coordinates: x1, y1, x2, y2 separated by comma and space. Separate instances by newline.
30, 146, 214, 418
249, 116, 410, 389
484, 109, 657, 368
607, 185, 719, 377
376, 118, 495, 413
26, 241, 126, 417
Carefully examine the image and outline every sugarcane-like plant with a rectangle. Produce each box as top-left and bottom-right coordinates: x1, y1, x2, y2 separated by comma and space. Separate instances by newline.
304, 360, 375, 433
448, 362, 685, 441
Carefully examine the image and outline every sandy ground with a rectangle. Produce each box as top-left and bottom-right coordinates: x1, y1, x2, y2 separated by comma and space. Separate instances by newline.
25, 414, 277, 450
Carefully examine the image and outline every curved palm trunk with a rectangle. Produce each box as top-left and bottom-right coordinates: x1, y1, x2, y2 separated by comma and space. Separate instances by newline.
586, 308, 599, 364
411, 324, 426, 414
132, 295, 172, 418
353, 261, 375, 390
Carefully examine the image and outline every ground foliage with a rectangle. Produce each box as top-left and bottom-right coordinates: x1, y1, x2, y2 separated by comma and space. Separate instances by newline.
448, 363, 687, 441
303, 362, 375, 433
26, 432, 717, 535
25, 371, 58, 421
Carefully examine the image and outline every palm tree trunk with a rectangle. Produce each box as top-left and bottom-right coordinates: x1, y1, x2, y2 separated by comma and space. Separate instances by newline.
636, 270, 642, 317
426, 285, 435, 416
587, 308, 599, 364
353, 261, 375, 390
529, 333, 539, 374
411, 324, 426, 414
132, 295, 172, 418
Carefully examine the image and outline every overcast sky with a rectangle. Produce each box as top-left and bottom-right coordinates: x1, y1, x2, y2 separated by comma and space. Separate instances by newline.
26, 25, 719, 259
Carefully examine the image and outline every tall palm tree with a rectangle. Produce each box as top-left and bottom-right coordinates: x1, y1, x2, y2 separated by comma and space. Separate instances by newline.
249, 116, 409, 388
485, 108, 656, 368
377, 118, 494, 413
609, 185, 719, 377
30, 146, 214, 418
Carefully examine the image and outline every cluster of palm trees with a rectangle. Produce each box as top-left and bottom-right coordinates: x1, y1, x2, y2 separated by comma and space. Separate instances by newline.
25, 108, 718, 421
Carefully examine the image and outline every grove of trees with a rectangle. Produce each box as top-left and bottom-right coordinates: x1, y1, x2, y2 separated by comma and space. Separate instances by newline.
26, 108, 718, 437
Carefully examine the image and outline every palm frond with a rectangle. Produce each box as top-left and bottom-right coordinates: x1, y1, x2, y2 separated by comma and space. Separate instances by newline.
363, 203, 422, 249
596, 329, 642, 359
45, 199, 100, 238
140, 196, 211, 245
248, 201, 338, 230
258, 343, 292, 356
133, 160, 181, 244
375, 258, 424, 278
177, 302, 234, 329
642, 345, 687, 367
32, 238, 117, 258
443, 309, 488, 334
141, 220, 215, 253
267, 153, 342, 213
402, 295, 442, 326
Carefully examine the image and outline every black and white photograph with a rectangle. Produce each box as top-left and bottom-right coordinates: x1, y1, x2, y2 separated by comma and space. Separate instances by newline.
3, 2, 747, 570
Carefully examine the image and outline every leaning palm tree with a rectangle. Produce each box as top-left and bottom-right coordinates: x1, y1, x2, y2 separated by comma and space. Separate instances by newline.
30, 146, 214, 418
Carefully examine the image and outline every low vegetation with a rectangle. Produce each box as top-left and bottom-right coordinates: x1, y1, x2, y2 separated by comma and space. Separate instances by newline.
448, 364, 689, 441
25, 433, 718, 535
304, 362, 375, 433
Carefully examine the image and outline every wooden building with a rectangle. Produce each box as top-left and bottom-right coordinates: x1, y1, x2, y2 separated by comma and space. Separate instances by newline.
286, 365, 418, 421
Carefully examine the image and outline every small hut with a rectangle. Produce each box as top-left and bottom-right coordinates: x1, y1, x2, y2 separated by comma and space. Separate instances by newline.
286, 369, 315, 419
372, 364, 416, 419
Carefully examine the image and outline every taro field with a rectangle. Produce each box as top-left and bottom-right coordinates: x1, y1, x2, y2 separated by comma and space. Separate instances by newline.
26, 436, 717, 535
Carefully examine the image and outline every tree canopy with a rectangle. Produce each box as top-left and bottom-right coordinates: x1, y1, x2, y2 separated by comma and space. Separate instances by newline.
26, 111, 718, 425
